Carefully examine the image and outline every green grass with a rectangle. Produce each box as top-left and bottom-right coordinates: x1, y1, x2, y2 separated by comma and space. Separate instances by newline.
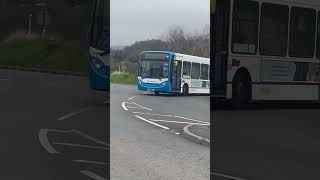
0, 38, 87, 72
111, 72, 137, 85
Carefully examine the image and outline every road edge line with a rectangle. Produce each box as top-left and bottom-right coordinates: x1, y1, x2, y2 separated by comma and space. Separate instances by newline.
182, 124, 210, 146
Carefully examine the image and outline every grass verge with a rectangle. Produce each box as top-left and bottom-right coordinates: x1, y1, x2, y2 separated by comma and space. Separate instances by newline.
0, 38, 87, 72
111, 72, 137, 85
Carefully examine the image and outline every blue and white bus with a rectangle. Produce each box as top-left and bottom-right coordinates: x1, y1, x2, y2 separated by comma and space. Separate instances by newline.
212, 0, 320, 108
88, 0, 109, 91
137, 51, 210, 95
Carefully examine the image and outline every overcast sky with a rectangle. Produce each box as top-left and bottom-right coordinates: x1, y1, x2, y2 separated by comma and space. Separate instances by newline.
111, 0, 210, 46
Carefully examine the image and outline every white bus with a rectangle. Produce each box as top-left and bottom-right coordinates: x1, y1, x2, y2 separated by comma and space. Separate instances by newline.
212, 0, 320, 107
137, 51, 210, 95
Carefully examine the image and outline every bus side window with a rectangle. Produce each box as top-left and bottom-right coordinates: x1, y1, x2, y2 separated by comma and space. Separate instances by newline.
201, 64, 209, 80
289, 7, 316, 58
317, 11, 320, 59
191, 63, 200, 79
90, 0, 105, 48
260, 3, 289, 57
232, 0, 259, 54
182, 61, 191, 79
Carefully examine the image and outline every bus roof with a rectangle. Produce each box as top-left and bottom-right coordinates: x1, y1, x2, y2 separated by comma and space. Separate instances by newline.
141, 51, 210, 64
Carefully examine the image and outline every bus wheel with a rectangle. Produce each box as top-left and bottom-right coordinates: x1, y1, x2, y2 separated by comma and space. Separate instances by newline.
154, 91, 160, 96
182, 84, 189, 96
232, 78, 249, 109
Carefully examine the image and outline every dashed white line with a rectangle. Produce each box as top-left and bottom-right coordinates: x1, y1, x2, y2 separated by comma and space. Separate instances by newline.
53, 142, 109, 150
149, 119, 209, 126
71, 129, 109, 147
135, 115, 170, 130
73, 160, 107, 165
211, 172, 248, 180
38, 129, 59, 154
80, 170, 107, 180
57, 107, 90, 121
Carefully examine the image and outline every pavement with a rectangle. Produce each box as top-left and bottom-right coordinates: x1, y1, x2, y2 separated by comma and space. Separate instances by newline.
111, 84, 210, 179
0, 69, 108, 179
211, 102, 320, 180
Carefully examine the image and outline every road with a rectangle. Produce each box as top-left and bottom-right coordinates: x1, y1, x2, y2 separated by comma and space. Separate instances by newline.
0, 69, 108, 179
212, 103, 320, 180
111, 84, 210, 180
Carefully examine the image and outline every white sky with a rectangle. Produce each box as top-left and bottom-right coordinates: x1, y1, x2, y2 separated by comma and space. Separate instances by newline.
111, 0, 210, 46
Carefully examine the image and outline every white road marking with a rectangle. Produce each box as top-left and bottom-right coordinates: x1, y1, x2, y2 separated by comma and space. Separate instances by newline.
47, 129, 71, 133
149, 119, 209, 126
57, 107, 90, 121
130, 102, 152, 110
133, 112, 173, 117
122, 102, 128, 110
122, 102, 152, 111
80, 170, 107, 180
127, 96, 136, 101
73, 160, 107, 165
174, 115, 210, 124
53, 142, 109, 150
71, 129, 109, 147
211, 172, 248, 180
135, 115, 170, 130
0, 79, 8, 81
38, 129, 59, 154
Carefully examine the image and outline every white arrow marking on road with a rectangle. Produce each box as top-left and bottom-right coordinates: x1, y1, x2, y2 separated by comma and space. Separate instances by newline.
135, 115, 170, 130
149, 119, 209, 126
57, 107, 90, 121
122, 102, 128, 110
127, 96, 137, 100
122, 102, 152, 111
71, 129, 109, 147
73, 160, 107, 165
53, 142, 109, 150
38, 129, 59, 154
211, 172, 248, 180
133, 112, 173, 117
174, 115, 210, 125
80, 170, 107, 180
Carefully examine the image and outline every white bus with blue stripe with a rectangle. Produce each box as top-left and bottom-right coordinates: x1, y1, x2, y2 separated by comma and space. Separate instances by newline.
137, 51, 210, 95
88, 0, 109, 91
213, 0, 320, 108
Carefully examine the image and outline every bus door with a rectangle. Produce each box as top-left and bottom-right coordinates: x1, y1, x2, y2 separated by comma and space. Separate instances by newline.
213, 0, 230, 97
171, 60, 182, 91
88, 0, 110, 91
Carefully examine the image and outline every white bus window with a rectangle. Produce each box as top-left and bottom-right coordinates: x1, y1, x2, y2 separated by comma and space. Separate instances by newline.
201, 64, 209, 80
182, 61, 191, 79
289, 7, 316, 58
260, 3, 289, 57
191, 63, 200, 79
232, 0, 259, 54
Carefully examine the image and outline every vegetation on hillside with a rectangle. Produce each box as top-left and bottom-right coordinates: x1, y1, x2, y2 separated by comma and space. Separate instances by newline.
111, 25, 210, 75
